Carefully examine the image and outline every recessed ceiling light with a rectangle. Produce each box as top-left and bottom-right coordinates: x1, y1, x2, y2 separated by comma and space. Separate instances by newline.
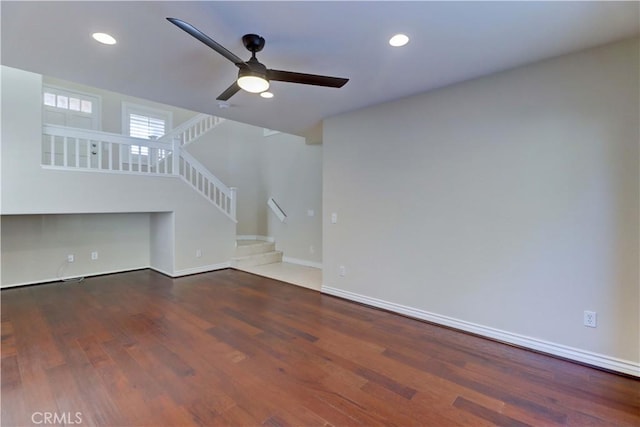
260, 92, 274, 99
389, 34, 409, 47
92, 32, 117, 45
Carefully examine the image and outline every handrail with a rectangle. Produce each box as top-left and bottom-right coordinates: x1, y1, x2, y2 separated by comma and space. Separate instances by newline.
41, 122, 236, 221
158, 113, 210, 142
43, 124, 171, 150
268, 197, 287, 223
159, 113, 224, 146
179, 149, 231, 197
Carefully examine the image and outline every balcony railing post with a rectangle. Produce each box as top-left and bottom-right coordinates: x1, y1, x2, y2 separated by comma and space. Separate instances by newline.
172, 136, 180, 176
230, 187, 237, 220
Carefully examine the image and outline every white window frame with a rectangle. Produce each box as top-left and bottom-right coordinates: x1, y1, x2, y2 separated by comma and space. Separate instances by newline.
122, 102, 172, 156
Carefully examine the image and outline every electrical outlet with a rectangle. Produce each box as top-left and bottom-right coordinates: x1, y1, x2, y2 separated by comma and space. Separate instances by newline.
91, 251, 98, 260
331, 212, 338, 224
584, 310, 597, 328
196, 249, 202, 258
339, 265, 346, 277
309, 245, 315, 254
67, 254, 75, 263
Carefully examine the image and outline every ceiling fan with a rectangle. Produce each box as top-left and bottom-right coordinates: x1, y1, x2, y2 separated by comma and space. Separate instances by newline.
167, 18, 349, 101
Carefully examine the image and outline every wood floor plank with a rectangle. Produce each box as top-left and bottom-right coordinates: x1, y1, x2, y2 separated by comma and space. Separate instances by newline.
1, 269, 638, 426
453, 396, 532, 427
46, 327, 126, 426
463, 357, 640, 425
354, 366, 417, 400
1, 355, 21, 390
44, 361, 110, 427
218, 404, 262, 426
1, 320, 17, 358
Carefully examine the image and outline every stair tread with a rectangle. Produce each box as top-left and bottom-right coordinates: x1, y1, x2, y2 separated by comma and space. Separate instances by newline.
231, 250, 282, 261
234, 240, 276, 257
236, 241, 272, 246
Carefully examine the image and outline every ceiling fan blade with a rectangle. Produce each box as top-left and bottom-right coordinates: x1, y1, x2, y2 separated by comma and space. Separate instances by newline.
267, 69, 348, 88
216, 81, 241, 101
167, 18, 245, 66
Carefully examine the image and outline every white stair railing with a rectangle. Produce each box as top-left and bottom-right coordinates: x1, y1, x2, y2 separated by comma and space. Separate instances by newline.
41, 114, 236, 221
159, 113, 225, 147
178, 149, 236, 221
42, 124, 174, 175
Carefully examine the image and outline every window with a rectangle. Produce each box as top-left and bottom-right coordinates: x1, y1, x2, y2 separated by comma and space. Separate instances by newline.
122, 103, 172, 156
43, 91, 93, 113
42, 85, 100, 130
129, 113, 165, 155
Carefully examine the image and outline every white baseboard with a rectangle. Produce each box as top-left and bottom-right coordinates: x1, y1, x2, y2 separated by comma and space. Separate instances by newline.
236, 235, 274, 242
2, 263, 233, 288
148, 266, 174, 277
172, 262, 230, 277
282, 256, 322, 269
321, 285, 640, 377
0, 267, 147, 289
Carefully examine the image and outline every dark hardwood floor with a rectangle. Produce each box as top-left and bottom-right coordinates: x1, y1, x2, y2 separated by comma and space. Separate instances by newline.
2, 269, 638, 426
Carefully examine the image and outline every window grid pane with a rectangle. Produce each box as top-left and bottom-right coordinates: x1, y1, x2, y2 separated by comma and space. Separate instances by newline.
81, 100, 92, 113
129, 113, 166, 157
44, 92, 56, 107
69, 98, 81, 111
56, 95, 68, 109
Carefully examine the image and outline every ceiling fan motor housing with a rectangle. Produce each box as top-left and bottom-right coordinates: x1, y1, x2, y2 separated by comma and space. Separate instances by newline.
242, 34, 265, 53
239, 35, 269, 85
244, 57, 267, 74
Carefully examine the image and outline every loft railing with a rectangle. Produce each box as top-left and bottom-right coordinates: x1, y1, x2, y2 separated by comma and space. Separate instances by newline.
41, 114, 236, 221
42, 124, 174, 175
159, 113, 225, 146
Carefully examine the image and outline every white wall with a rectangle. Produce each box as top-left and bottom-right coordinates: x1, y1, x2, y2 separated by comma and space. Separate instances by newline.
323, 38, 639, 374
149, 212, 174, 275
0, 66, 236, 286
1, 213, 150, 285
262, 132, 322, 266
186, 122, 323, 265
185, 119, 263, 235
229, 122, 266, 236
43, 76, 197, 134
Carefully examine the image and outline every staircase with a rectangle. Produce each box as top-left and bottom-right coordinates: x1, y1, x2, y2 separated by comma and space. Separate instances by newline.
159, 113, 224, 147
42, 113, 235, 221
160, 114, 237, 220
231, 240, 283, 269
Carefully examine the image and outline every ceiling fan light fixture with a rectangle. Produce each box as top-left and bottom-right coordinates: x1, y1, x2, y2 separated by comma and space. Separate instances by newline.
237, 68, 270, 93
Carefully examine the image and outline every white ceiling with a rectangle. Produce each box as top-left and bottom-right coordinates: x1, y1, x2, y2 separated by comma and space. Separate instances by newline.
2, 1, 638, 138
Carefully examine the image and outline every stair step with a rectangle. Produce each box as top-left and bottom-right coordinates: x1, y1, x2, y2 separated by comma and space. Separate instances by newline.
231, 251, 283, 268
235, 240, 275, 257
